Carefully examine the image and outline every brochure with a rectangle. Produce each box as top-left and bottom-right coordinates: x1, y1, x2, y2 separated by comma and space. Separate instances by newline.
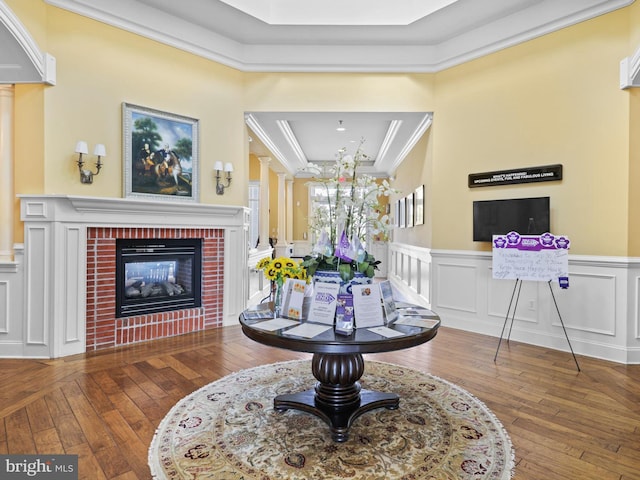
335, 294, 354, 329
251, 318, 299, 331
308, 282, 341, 325
378, 280, 398, 323
394, 317, 440, 329
368, 326, 405, 338
397, 306, 438, 317
243, 309, 274, 320
283, 323, 333, 339
281, 278, 307, 320
352, 284, 385, 328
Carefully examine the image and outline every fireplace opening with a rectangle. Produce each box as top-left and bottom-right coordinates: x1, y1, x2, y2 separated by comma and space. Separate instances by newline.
115, 238, 202, 317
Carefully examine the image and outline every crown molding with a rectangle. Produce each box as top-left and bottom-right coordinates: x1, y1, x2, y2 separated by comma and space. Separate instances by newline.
384, 114, 433, 176
0, 1, 55, 84
620, 43, 640, 89
44, 0, 634, 73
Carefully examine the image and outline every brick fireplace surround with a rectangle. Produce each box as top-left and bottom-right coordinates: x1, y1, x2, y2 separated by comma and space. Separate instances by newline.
86, 227, 224, 351
16, 195, 249, 359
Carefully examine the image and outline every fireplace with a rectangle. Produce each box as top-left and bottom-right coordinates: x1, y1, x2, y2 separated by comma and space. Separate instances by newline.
86, 226, 225, 351
115, 238, 202, 317
17, 195, 247, 358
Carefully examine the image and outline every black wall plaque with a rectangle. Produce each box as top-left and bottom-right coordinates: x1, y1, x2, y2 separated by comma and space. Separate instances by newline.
468, 164, 562, 188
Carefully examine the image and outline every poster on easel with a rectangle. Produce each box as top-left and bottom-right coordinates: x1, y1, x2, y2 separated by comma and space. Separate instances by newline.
492, 231, 579, 370
492, 231, 570, 282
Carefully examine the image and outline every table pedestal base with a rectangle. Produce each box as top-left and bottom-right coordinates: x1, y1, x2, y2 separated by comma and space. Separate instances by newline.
273, 352, 399, 442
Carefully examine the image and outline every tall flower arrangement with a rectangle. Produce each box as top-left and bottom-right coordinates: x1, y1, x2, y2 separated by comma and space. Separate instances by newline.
301, 140, 396, 281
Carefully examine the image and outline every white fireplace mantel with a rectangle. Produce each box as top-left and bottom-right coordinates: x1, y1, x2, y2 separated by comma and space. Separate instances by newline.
20, 194, 248, 226
17, 195, 250, 358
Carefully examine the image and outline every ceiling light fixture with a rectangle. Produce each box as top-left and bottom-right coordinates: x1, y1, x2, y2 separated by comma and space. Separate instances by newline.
336, 120, 346, 132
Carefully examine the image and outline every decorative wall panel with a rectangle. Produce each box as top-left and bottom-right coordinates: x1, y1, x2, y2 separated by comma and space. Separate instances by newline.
0, 280, 8, 333
389, 244, 640, 364
435, 263, 477, 313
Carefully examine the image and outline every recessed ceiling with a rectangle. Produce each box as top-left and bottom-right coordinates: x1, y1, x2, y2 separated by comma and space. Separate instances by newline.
246, 112, 432, 177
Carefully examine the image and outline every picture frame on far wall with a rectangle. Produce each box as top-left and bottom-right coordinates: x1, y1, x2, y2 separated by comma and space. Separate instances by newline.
399, 197, 406, 228
415, 185, 424, 225
123, 103, 199, 202
406, 193, 414, 228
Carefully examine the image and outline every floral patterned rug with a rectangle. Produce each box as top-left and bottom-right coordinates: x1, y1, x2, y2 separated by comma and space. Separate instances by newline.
149, 360, 514, 479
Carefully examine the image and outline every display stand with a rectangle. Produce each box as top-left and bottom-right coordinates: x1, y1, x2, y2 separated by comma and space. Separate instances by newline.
491, 232, 580, 372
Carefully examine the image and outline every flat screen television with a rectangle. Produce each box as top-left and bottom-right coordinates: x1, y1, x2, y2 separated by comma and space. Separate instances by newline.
473, 197, 550, 242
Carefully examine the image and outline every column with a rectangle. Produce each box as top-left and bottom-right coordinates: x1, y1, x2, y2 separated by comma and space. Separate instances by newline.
286, 179, 293, 246
258, 157, 271, 252
275, 173, 289, 257
0, 85, 14, 261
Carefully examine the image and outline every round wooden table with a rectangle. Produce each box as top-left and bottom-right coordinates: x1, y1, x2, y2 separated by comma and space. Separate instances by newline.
240, 305, 440, 442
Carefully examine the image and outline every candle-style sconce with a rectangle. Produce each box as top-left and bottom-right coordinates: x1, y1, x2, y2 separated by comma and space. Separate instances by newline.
75, 141, 106, 184
214, 161, 233, 195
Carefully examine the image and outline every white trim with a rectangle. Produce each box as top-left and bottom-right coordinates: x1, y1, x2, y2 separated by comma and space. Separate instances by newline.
620, 44, 640, 89
12, 195, 250, 358
389, 243, 640, 364
43, 0, 633, 73
0, 2, 56, 84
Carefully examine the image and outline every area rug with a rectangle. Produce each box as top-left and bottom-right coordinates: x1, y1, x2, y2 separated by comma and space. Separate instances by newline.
149, 360, 514, 479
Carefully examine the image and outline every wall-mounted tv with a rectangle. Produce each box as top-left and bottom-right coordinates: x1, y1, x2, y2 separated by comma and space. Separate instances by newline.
473, 197, 550, 242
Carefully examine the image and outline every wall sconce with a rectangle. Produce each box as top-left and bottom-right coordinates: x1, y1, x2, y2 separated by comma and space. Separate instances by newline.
75, 141, 106, 184
214, 161, 233, 195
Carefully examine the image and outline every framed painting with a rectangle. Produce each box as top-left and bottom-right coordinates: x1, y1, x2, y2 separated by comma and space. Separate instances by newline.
399, 197, 406, 228
123, 103, 199, 202
406, 193, 414, 228
415, 185, 424, 225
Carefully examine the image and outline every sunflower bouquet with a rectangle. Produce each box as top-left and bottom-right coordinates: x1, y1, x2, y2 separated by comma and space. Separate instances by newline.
256, 256, 307, 285
256, 256, 308, 312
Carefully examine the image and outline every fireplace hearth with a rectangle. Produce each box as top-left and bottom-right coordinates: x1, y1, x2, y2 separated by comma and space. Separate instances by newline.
115, 238, 202, 317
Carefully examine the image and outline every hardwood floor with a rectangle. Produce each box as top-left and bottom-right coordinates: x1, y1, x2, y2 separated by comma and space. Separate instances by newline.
1, 325, 639, 479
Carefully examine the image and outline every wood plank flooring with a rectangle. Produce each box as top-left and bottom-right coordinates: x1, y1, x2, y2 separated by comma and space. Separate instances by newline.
1, 325, 639, 479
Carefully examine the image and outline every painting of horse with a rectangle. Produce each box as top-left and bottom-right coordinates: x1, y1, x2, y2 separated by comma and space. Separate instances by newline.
123, 103, 199, 202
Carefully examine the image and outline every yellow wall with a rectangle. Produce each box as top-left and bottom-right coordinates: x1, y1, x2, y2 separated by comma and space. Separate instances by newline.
7, 0, 48, 243
5, 1, 639, 257
244, 73, 435, 113
13, 84, 45, 243
249, 153, 280, 240
629, 0, 640, 47
431, 9, 630, 255
12, 3, 246, 209
292, 179, 309, 240
248, 153, 260, 181
629, 88, 640, 255
627, 1, 640, 256
391, 130, 432, 248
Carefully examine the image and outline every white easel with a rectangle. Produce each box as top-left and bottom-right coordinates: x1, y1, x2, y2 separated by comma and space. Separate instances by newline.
491, 232, 580, 372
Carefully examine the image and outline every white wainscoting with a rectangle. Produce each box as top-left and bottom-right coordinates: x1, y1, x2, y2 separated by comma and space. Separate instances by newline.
388, 243, 432, 307
0, 245, 24, 356
388, 243, 640, 364
1, 195, 250, 359
247, 247, 272, 307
